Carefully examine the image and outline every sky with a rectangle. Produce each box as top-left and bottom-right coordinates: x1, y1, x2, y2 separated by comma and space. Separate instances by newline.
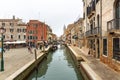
0, 0, 83, 37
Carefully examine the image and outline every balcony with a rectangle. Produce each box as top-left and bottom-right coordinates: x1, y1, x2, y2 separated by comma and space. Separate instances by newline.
87, 0, 95, 18
93, 27, 100, 35
107, 18, 120, 33
86, 27, 101, 37
85, 30, 93, 37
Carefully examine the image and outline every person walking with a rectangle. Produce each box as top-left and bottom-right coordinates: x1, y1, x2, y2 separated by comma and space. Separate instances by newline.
39, 43, 42, 50
28, 46, 33, 54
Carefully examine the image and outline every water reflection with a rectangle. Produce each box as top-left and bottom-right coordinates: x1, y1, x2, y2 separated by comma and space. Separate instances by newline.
27, 52, 53, 80
27, 45, 83, 80
64, 46, 83, 80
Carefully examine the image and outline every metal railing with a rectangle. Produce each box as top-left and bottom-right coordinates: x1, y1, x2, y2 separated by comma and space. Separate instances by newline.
93, 27, 100, 35
86, 27, 101, 37
85, 30, 93, 37
113, 49, 120, 61
107, 18, 120, 31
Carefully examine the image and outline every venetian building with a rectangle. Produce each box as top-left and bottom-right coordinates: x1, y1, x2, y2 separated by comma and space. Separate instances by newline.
26, 20, 47, 46
0, 16, 26, 44
83, 0, 120, 72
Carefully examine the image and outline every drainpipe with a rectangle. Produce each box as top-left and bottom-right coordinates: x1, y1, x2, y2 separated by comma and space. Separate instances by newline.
100, 0, 102, 58
85, 0, 87, 48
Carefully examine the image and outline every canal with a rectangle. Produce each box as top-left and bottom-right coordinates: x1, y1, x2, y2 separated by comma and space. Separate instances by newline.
27, 45, 84, 80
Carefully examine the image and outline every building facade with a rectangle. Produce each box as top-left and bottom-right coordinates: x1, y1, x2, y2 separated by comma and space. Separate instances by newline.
101, 0, 120, 72
46, 25, 53, 43
26, 20, 47, 46
83, 0, 101, 58
0, 16, 26, 45
63, 18, 84, 47
83, 0, 120, 71
74, 18, 84, 48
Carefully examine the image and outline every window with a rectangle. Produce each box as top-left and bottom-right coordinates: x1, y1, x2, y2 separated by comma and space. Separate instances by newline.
10, 23, 12, 26
83, 13, 85, 19
36, 36, 38, 39
18, 35, 20, 39
19, 29, 21, 32
28, 36, 29, 40
103, 39, 107, 56
17, 29, 19, 33
33, 36, 37, 40
29, 30, 32, 34
4, 29, 6, 32
115, 0, 120, 19
23, 29, 25, 32
2, 23, 5, 26
30, 36, 32, 40
10, 29, 14, 32
10, 23, 14, 27
32, 31, 34, 34
33, 36, 35, 40
33, 24, 38, 27
115, 0, 120, 29
24, 35, 26, 39
17, 29, 21, 33
97, 15, 100, 27
113, 38, 120, 61
11, 35, 13, 39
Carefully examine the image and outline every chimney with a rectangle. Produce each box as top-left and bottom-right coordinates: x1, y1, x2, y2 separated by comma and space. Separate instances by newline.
13, 15, 15, 20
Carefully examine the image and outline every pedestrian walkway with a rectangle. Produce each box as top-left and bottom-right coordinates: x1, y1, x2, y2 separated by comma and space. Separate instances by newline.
70, 45, 120, 80
0, 48, 43, 80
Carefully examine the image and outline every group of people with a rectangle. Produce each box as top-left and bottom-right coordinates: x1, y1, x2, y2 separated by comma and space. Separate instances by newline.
27, 41, 49, 53
3, 45, 10, 53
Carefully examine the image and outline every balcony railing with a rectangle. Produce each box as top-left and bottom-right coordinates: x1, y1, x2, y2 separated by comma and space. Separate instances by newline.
86, 27, 101, 37
107, 18, 120, 31
113, 48, 120, 61
85, 30, 93, 37
93, 27, 100, 35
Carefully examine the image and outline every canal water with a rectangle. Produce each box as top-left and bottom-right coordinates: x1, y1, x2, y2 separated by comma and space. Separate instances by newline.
27, 45, 84, 80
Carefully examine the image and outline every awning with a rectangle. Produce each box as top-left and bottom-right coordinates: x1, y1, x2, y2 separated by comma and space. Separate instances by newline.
4, 41, 26, 44
37, 41, 43, 43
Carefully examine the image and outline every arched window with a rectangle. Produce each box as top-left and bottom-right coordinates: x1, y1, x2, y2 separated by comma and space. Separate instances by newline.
115, 0, 120, 19
97, 15, 99, 27
115, 0, 120, 29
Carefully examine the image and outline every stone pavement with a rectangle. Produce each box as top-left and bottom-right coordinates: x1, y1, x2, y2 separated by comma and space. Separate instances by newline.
70, 45, 120, 80
0, 48, 42, 80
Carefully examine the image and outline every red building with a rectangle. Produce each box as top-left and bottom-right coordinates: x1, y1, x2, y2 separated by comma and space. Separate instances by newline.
26, 20, 47, 46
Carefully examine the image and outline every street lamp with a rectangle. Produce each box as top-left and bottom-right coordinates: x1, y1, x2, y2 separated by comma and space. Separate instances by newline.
0, 27, 5, 71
